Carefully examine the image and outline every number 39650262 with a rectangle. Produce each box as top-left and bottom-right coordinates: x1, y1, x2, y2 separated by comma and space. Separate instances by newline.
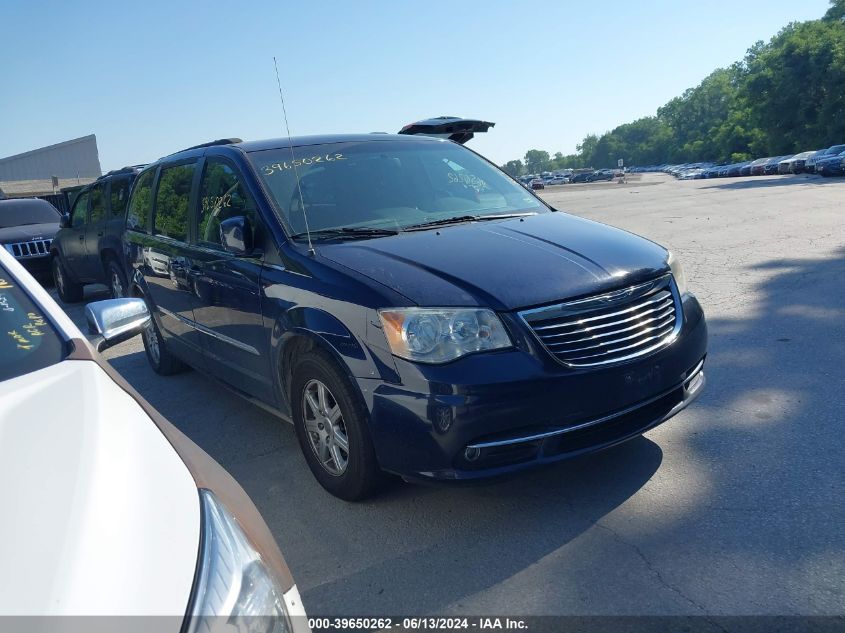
262, 153, 346, 175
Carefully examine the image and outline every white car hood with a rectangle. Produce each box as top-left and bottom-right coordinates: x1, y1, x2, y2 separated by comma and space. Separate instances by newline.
0, 360, 200, 616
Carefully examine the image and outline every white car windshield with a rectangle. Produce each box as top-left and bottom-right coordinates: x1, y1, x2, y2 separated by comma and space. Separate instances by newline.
0, 263, 66, 381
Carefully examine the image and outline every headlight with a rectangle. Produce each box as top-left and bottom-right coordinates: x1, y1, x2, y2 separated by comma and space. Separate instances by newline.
667, 251, 688, 295
185, 490, 297, 633
379, 307, 511, 363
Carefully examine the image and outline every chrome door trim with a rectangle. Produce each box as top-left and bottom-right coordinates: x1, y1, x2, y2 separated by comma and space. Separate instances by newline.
158, 306, 260, 356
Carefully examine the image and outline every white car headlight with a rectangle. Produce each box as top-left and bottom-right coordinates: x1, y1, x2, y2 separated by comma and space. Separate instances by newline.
667, 251, 688, 295
379, 307, 512, 363
185, 490, 297, 633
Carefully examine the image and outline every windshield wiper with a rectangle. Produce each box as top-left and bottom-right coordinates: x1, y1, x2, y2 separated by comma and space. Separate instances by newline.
404, 212, 537, 231
290, 227, 400, 241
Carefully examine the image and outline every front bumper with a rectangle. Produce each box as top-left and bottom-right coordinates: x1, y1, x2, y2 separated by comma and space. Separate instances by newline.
818, 163, 845, 177
11, 254, 52, 276
360, 293, 708, 481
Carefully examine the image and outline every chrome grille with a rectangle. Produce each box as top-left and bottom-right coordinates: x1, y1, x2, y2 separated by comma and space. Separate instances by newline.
519, 275, 681, 367
5, 239, 53, 259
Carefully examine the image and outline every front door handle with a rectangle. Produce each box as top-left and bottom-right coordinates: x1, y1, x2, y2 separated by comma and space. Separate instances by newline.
97, 231, 104, 237
78, 235, 85, 241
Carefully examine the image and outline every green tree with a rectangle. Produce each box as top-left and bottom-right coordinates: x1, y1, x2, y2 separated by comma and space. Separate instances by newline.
742, 19, 845, 152
524, 149, 551, 174
501, 159, 524, 177
824, 0, 845, 22
576, 135, 599, 166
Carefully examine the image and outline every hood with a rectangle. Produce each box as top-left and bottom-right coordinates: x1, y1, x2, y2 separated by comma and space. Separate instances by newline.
0, 221, 59, 243
0, 360, 200, 615
317, 212, 669, 311
817, 153, 845, 164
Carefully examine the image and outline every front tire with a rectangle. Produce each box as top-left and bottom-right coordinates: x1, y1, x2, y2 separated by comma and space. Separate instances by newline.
52, 256, 84, 303
106, 258, 128, 299
142, 309, 187, 375
291, 350, 381, 501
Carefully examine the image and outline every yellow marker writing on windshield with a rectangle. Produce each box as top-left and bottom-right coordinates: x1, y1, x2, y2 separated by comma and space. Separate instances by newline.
23, 323, 44, 337
8, 330, 30, 346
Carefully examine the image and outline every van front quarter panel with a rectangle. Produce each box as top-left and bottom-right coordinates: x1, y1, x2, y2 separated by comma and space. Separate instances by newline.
260, 261, 405, 414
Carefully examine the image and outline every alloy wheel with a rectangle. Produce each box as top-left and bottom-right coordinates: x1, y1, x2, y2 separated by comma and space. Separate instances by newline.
302, 379, 349, 476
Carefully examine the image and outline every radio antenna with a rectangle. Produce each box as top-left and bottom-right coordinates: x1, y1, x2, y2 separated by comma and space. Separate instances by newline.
273, 56, 314, 255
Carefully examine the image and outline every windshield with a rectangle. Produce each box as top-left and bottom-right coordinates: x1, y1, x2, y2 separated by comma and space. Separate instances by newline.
0, 263, 67, 381
249, 140, 546, 236
0, 199, 60, 229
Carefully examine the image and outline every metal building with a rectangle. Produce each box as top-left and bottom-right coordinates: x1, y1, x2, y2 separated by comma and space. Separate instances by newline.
0, 134, 102, 182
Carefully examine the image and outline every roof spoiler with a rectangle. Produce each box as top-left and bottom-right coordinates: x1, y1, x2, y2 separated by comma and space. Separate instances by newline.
398, 117, 494, 145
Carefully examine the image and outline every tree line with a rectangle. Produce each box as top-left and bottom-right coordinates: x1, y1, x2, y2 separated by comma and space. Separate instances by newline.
502, 0, 845, 176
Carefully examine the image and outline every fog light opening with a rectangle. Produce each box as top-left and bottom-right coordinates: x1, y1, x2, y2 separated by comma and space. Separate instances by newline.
464, 446, 482, 462
685, 370, 703, 393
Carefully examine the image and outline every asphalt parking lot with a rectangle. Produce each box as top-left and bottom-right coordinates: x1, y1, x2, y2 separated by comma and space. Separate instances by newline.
58, 172, 844, 617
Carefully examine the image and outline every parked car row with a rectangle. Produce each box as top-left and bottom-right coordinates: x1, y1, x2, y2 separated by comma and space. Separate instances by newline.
518, 172, 572, 189
558, 169, 619, 184
517, 167, 627, 188
629, 143, 845, 180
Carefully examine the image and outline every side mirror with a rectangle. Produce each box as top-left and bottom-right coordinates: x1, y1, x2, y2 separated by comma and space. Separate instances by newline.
85, 298, 150, 352
59, 213, 71, 229
219, 215, 253, 256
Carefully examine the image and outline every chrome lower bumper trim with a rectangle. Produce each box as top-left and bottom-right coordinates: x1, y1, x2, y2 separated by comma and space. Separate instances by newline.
466, 360, 706, 451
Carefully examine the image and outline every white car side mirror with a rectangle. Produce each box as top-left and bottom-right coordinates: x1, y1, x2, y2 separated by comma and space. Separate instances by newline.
86, 298, 150, 352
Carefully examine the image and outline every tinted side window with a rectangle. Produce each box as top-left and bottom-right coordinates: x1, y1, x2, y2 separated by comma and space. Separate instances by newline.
197, 159, 259, 248
109, 177, 131, 217
126, 170, 155, 233
71, 192, 89, 228
154, 163, 195, 242
90, 184, 106, 223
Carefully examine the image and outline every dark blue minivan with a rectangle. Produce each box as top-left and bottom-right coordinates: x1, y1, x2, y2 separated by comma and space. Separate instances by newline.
123, 134, 707, 500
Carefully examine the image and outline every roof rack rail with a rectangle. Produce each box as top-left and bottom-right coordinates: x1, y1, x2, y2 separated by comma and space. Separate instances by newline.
98, 164, 146, 179
176, 138, 243, 153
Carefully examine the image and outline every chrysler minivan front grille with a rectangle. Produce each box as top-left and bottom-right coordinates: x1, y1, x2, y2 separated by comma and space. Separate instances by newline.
519, 275, 681, 367
5, 239, 53, 259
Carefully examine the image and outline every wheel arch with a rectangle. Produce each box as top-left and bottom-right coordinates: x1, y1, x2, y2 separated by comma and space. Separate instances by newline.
49, 243, 79, 283
273, 328, 359, 418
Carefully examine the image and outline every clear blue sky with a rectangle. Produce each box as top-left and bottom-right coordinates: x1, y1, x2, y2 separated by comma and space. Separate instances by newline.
0, 0, 832, 172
